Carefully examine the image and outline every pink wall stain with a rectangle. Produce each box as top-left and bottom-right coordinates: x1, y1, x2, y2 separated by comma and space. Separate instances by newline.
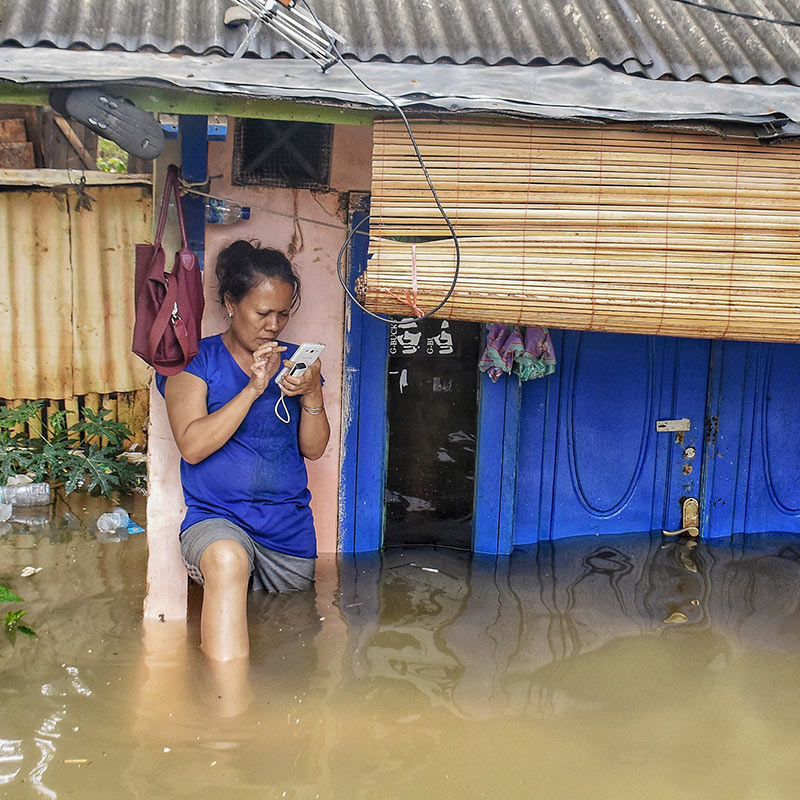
145, 123, 373, 620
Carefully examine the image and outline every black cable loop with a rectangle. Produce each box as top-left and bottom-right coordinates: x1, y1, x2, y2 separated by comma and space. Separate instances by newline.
302, 0, 461, 326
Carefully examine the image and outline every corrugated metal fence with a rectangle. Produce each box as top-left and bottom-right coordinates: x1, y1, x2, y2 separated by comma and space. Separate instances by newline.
0, 176, 153, 447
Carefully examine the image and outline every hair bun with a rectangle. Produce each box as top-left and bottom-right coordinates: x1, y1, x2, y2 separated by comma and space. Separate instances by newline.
215, 239, 301, 309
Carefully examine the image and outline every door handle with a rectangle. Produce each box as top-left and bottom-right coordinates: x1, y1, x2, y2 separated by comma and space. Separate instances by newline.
663, 496, 699, 538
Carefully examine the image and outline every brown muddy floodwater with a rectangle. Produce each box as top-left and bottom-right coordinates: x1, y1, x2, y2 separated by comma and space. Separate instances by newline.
2, 494, 800, 799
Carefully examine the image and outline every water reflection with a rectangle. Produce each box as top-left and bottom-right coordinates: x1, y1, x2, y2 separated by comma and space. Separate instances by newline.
2, 524, 800, 798
336, 536, 800, 725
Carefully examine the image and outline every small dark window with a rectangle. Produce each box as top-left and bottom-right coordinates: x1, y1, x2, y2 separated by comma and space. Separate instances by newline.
233, 119, 332, 189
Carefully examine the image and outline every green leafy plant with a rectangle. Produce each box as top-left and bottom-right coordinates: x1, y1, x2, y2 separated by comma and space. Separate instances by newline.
0, 401, 146, 496
97, 137, 128, 173
0, 585, 36, 645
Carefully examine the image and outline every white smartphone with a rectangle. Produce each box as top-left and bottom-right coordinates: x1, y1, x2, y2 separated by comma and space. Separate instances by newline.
275, 342, 326, 387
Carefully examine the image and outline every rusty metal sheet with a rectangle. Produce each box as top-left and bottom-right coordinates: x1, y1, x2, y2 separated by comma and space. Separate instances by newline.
0, 190, 73, 399
70, 184, 152, 396
0, 183, 153, 400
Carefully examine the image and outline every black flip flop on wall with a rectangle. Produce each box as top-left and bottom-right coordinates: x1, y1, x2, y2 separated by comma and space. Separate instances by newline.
50, 87, 164, 161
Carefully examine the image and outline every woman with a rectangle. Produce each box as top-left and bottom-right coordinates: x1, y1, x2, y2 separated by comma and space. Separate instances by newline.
161, 240, 330, 662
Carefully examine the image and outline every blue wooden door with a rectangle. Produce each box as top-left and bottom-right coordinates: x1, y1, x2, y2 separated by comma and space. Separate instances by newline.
703, 341, 800, 536
513, 330, 711, 543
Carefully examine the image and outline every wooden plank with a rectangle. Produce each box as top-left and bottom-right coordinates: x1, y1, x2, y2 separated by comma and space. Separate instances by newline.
0, 83, 375, 126
0, 169, 151, 187
116, 389, 149, 449
4, 399, 24, 436
82, 393, 100, 446
0, 142, 34, 169
46, 400, 61, 437
53, 117, 96, 170
0, 119, 27, 143
27, 403, 44, 444
100, 394, 118, 448
64, 396, 80, 443
0, 105, 42, 166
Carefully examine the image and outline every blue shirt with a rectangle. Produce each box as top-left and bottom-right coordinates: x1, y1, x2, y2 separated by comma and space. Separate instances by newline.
158, 334, 316, 558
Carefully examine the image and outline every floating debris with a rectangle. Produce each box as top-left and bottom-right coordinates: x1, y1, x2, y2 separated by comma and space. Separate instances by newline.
20, 566, 42, 577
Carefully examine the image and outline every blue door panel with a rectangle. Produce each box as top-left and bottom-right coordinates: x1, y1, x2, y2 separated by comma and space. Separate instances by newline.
704, 341, 800, 536
513, 344, 557, 546
515, 330, 710, 542
663, 336, 711, 525
760, 344, 800, 518
473, 374, 521, 555
567, 332, 655, 517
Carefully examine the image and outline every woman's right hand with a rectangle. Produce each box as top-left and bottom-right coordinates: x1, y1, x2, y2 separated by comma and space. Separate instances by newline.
166, 340, 284, 464
248, 341, 286, 397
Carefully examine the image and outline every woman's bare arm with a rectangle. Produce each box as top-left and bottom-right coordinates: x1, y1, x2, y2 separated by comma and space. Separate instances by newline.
164, 341, 283, 464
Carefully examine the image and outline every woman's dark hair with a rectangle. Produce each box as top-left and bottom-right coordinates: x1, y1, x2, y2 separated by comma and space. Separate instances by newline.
216, 240, 301, 309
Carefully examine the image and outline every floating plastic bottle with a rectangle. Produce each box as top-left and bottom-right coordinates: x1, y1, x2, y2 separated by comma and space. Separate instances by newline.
204, 197, 250, 225
96, 507, 130, 533
10, 507, 51, 527
0, 482, 51, 507
0, 503, 11, 522
6, 473, 33, 486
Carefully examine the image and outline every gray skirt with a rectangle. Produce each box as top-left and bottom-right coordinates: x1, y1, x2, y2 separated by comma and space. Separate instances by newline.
180, 517, 315, 594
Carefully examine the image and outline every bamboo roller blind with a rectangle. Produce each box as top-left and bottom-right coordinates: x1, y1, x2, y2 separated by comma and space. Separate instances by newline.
361, 120, 800, 342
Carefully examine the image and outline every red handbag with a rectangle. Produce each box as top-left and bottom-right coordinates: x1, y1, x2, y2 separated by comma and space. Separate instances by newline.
133, 164, 204, 376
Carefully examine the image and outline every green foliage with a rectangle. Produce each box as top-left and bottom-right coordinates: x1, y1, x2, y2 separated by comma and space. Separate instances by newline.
1, 586, 36, 646
0, 401, 146, 497
0, 585, 22, 602
96, 137, 128, 173
4, 610, 36, 645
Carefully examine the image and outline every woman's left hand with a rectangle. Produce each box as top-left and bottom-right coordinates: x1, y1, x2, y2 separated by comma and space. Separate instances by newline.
280, 359, 323, 402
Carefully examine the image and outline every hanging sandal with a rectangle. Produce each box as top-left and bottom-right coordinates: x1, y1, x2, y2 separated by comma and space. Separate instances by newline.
64, 88, 164, 160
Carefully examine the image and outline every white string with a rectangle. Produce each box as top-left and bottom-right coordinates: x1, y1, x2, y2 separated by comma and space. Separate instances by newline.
178, 181, 377, 238
274, 392, 291, 424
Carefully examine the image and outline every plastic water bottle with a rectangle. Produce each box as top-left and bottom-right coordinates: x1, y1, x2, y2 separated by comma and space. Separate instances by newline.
205, 197, 250, 225
6, 473, 33, 486
0, 504, 11, 522
0, 482, 51, 506
97, 507, 129, 533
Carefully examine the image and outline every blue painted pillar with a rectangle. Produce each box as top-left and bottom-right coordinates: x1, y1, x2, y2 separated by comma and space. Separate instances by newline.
339, 201, 389, 552
179, 115, 208, 270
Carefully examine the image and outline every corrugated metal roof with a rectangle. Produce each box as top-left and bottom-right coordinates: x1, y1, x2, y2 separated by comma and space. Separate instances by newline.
1, 0, 800, 86
5, 49, 800, 132
0, 180, 153, 399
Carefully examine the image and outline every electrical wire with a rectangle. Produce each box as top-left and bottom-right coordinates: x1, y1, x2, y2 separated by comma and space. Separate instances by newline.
664, 0, 800, 27
179, 180, 358, 233
301, 0, 462, 325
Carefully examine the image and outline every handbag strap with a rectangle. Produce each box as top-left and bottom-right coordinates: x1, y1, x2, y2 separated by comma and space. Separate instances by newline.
153, 164, 191, 249
145, 275, 190, 368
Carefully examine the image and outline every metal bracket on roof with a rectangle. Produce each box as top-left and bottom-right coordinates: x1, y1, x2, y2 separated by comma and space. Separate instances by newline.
225, 0, 344, 71
232, 19, 265, 59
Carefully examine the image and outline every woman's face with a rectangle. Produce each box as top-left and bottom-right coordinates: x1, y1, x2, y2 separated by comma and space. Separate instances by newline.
226, 277, 294, 353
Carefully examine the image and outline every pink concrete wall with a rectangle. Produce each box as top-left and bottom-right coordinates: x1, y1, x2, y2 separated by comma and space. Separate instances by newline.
145, 122, 373, 620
